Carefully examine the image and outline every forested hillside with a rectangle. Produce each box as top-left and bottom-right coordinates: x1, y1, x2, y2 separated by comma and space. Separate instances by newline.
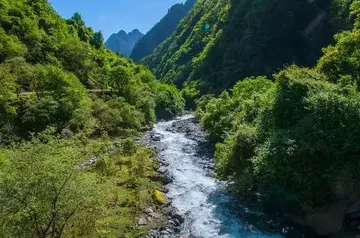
130, 0, 196, 62
0, 0, 184, 237
106, 29, 144, 57
0, 0, 184, 143
3, 0, 360, 236
194, 0, 360, 235
144, 0, 351, 96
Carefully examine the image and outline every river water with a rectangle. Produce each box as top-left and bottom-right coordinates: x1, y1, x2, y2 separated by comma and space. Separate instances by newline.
151, 115, 287, 238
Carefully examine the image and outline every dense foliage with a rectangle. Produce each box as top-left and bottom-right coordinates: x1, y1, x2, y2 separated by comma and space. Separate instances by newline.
130, 0, 196, 62
0, 134, 163, 237
0, 0, 184, 143
196, 0, 360, 216
144, 0, 349, 96
0, 0, 184, 236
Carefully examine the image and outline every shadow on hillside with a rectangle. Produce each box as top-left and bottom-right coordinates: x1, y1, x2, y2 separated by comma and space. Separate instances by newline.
197, 0, 336, 94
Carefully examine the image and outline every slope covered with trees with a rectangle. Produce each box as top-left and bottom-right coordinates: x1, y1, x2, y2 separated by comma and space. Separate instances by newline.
130, 0, 196, 62
195, 0, 360, 235
0, 0, 184, 237
0, 0, 184, 143
144, 0, 350, 96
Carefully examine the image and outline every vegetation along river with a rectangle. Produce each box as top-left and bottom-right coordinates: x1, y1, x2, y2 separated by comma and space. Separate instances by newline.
147, 114, 310, 238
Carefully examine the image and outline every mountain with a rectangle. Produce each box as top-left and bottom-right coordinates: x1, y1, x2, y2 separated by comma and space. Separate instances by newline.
143, 0, 347, 94
130, 0, 196, 61
105, 29, 144, 57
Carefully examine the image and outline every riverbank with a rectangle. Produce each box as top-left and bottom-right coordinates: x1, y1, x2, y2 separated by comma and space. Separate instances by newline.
143, 114, 306, 238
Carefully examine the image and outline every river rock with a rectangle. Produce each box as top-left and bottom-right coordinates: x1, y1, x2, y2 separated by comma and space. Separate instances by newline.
145, 207, 154, 214
160, 160, 169, 166
147, 229, 161, 238
149, 174, 173, 184
78, 155, 99, 168
168, 220, 177, 227
151, 212, 161, 219
163, 206, 184, 224
161, 228, 173, 234
157, 166, 168, 174
161, 186, 169, 194
153, 190, 170, 205
150, 132, 163, 141
144, 114, 245, 237
145, 207, 162, 219
189, 234, 199, 238
138, 216, 147, 226
61, 128, 74, 139
163, 206, 176, 215
161, 175, 173, 185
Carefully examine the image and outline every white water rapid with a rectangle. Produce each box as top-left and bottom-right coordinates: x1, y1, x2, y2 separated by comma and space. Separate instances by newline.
151, 115, 284, 238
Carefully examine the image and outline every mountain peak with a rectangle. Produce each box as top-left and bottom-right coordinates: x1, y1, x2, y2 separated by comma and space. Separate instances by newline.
105, 29, 144, 57
130, 29, 141, 34
116, 30, 127, 38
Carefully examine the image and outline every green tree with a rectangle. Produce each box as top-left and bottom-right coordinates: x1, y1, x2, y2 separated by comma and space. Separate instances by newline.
155, 84, 185, 119
91, 31, 104, 49
0, 28, 27, 62
0, 139, 100, 238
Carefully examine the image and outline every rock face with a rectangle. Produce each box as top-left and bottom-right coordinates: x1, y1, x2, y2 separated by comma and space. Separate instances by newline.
105, 29, 144, 57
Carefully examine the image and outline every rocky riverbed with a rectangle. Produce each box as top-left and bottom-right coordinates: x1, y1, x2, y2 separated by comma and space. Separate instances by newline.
142, 114, 299, 238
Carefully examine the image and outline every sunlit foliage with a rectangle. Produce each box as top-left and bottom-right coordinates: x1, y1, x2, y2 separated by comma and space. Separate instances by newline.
197, 0, 360, 214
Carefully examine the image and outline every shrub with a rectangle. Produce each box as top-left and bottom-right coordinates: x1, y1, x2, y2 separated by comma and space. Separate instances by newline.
0, 138, 100, 237
200, 66, 360, 212
95, 156, 116, 176
155, 84, 185, 119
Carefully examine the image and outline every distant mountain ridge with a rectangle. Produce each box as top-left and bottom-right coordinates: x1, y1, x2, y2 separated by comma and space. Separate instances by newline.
130, 0, 196, 61
105, 29, 144, 57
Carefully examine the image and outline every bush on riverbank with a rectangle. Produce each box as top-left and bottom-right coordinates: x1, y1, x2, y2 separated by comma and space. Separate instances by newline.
197, 62, 360, 214
196, 1, 360, 219
0, 1, 184, 236
0, 0, 184, 143
0, 133, 162, 237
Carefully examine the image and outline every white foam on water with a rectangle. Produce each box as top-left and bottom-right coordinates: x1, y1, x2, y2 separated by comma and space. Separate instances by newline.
152, 115, 282, 238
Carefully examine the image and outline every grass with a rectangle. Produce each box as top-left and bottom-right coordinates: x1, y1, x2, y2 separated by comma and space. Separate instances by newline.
78, 136, 165, 237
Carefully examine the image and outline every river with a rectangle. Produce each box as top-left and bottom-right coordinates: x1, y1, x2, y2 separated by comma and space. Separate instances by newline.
149, 114, 293, 238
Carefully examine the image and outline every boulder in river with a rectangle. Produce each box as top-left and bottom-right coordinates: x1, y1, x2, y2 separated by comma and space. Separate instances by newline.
163, 206, 184, 224
149, 174, 173, 185
153, 190, 170, 205
157, 166, 168, 174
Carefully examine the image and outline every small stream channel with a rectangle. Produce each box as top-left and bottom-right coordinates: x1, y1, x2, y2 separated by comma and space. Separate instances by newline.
147, 114, 308, 238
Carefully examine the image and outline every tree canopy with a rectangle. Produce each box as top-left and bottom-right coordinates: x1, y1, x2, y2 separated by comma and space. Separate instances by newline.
0, 0, 184, 142
144, 0, 351, 96
0, 1, 184, 236
195, 0, 360, 221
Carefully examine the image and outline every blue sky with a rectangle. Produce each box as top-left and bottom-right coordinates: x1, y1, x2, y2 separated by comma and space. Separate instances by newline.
49, 0, 184, 40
